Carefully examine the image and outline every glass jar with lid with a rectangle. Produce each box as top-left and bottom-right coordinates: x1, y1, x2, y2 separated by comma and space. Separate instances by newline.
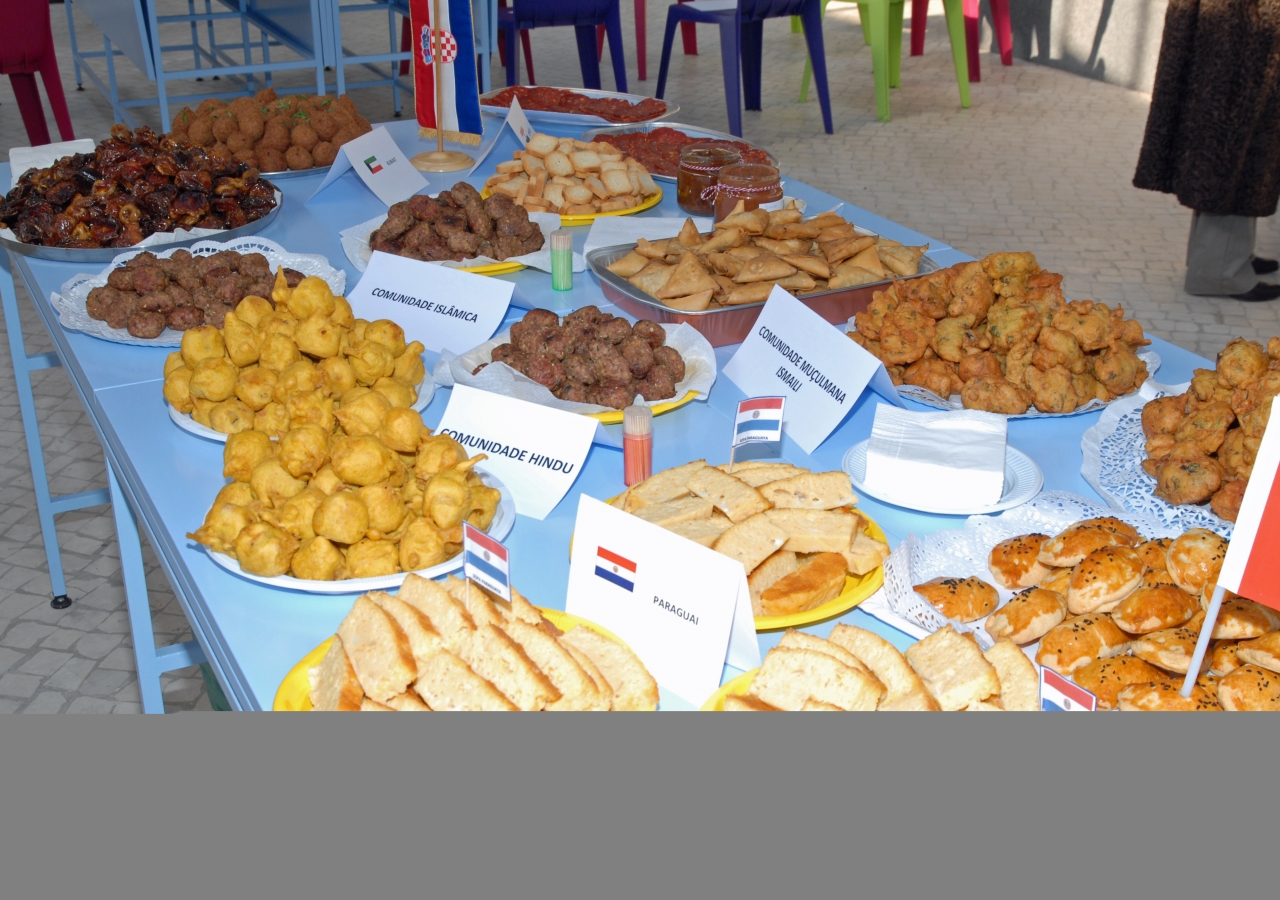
676, 144, 741, 216
713, 162, 783, 222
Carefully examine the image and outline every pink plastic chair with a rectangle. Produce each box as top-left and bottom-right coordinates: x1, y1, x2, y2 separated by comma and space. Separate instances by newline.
0, 0, 75, 146
911, 0, 1011, 82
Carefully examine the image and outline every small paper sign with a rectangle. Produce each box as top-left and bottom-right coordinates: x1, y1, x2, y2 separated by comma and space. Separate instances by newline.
307, 126, 428, 206
467, 96, 535, 173
1040, 667, 1096, 711
463, 522, 511, 602
722, 287, 904, 453
346, 251, 513, 354
565, 496, 761, 706
435, 385, 598, 520
733, 397, 785, 449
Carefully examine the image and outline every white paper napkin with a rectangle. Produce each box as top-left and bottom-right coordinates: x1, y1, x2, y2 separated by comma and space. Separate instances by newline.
6, 139, 97, 191
863, 406, 1008, 510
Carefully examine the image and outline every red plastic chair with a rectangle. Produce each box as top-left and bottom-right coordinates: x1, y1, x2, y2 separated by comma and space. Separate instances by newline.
911, 0, 1011, 82
0, 0, 75, 146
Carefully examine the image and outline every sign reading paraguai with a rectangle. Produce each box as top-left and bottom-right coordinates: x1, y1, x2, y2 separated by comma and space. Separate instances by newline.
435, 385, 598, 520
346, 251, 514, 355
722, 287, 903, 453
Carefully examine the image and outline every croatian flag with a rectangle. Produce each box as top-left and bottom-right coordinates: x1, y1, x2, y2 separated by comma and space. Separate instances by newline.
733, 397, 786, 448
1040, 667, 1096, 711
411, 0, 483, 146
1213, 394, 1280, 611
463, 522, 510, 601
595, 547, 636, 592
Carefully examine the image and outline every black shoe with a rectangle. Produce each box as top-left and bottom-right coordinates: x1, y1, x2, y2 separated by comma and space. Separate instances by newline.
1252, 257, 1279, 275
1230, 282, 1280, 301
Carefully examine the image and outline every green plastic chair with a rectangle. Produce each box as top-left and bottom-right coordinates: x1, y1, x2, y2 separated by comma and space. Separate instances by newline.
795, 0, 969, 122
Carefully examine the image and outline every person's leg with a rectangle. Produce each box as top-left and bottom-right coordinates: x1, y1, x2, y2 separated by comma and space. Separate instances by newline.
1184, 212, 1262, 296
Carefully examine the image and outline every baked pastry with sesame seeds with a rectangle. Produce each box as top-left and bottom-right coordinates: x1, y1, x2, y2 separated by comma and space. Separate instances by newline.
1073, 657, 1171, 710
1217, 664, 1280, 711
1165, 527, 1228, 595
1235, 631, 1280, 672
1208, 594, 1280, 640
913, 575, 999, 623
985, 587, 1066, 645
1110, 584, 1199, 634
1038, 522, 1137, 567
1131, 612, 1208, 673
1036, 613, 1132, 674
1065, 545, 1145, 615
987, 533, 1051, 589
1117, 676, 1222, 711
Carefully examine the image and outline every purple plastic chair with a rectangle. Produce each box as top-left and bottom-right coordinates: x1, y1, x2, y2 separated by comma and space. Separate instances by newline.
656, 0, 832, 137
498, 0, 628, 92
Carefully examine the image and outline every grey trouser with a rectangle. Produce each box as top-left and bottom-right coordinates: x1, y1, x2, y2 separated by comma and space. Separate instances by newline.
1184, 212, 1257, 295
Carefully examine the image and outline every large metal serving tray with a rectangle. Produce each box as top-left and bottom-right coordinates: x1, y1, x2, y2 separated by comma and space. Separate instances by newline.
478, 87, 678, 126
579, 122, 777, 182
587, 243, 939, 347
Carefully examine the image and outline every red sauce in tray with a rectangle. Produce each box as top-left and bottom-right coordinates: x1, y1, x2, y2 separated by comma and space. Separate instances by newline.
593, 128, 773, 177
484, 86, 669, 123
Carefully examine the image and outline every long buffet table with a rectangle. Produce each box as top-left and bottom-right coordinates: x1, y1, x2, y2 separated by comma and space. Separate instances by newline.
0, 118, 1209, 712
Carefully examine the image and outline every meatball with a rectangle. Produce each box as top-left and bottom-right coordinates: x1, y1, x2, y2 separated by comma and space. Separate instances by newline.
618, 335, 654, 378
494, 234, 525, 261
203, 302, 233, 329
562, 353, 596, 385
138, 288, 176, 314
638, 366, 677, 401
86, 286, 121, 320
282, 268, 306, 287
167, 305, 205, 330
590, 381, 635, 410
632, 319, 666, 349
407, 194, 440, 221
522, 354, 565, 391
541, 330, 576, 360
491, 343, 519, 364
104, 294, 140, 330
515, 325, 556, 356
555, 382, 591, 403
594, 317, 633, 344
465, 202, 494, 239
482, 193, 514, 219
131, 266, 169, 294
126, 310, 167, 339
652, 346, 685, 382
446, 230, 482, 257
434, 207, 468, 235
521, 308, 560, 330
564, 305, 604, 328
125, 251, 161, 269
216, 273, 254, 305
375, 201, 415, 241
589, 348, 632, 384
450, 182, 483, 207
107, 268, 135, 291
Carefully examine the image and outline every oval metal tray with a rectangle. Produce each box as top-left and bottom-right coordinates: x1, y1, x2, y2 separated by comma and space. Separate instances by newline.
479, 87, 677, 126
0, 189, 283, 264
579, 122, 777, 182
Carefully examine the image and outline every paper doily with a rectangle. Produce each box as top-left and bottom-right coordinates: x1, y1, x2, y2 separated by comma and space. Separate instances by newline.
1080, 379, 1233, 538
52, 237, 347, 348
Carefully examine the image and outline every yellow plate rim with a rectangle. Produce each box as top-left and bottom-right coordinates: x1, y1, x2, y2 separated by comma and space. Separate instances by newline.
459, 259, 526, 276
273, 606, 641, 711
585, 388, 698, 424
479, 187, 663, 226
700, 669, 758, 711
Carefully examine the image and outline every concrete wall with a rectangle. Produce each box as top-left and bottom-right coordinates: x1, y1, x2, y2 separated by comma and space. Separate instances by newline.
980, 0, 1169, 94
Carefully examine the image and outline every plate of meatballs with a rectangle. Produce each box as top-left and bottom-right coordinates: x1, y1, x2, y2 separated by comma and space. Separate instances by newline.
342, 182, 548, 275
53, 239, 347, 345
437, 306, 717, 420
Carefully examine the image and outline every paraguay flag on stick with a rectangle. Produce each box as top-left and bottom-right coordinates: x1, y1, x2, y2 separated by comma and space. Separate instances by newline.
1040, 667, 1096, 711
595, 547, 636, 592
733, 397, 786, 448
463, 522, 510, 601
411, 0, 483, 146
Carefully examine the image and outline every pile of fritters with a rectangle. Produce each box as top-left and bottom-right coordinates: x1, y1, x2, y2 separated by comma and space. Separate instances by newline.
476, 306, 687, 409
849, 251, 1151, 415
605, 206, 926, 310
86, 248, 286, 338
1139, 337, 1280, 522
369, 182, 543, 263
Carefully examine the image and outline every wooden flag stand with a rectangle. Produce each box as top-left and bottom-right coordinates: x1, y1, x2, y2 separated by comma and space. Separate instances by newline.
412, 0, 474, 173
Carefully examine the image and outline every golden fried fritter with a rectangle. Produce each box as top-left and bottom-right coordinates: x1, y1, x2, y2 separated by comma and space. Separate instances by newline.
1173, 400, 1235, 456
852, 285, 899, 340
878, 304, 936, 366
945, 262, 996, 326
1004, 339, 1035, 387
900, 270, 950, 320
961, 376, 1032, 415
1210, 480, 1247, 523
904, 358, 964, 398
958, 351, 1004, 383
986, 299, 1041, 352
1216, 338, 1269, 388
233, 522, 299, 577
1153, 457, 1224, 506
930, 317, 968, 363
1072, 371, 1110, 404
1050, 300, 1112, 352
1091, 342, 1149, 398
1033, 326, 1087, 374
1025, 364, 1084, 414
1142, 395, 1188, 437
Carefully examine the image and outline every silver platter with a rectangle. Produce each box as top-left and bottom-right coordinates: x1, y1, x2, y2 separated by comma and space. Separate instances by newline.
478, 87, 677, 126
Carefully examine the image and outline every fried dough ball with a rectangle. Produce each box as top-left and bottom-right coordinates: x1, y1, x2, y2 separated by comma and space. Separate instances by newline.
180, 324, 226, 369
164, 366, 195, 413
1174, 400, 1235, 456
234, 522, 299, 577
364, 319, 407, 356
189, 357, 239, 402
1091, 342, 1149, 398
286, 276, 336, 318
285, 146, 313, 171
853, 288, 897, 340
278, 424, 330, 478
899, 272, 949, 320
259, 333, 302, 374
466, 484, 501, 532
1050, 300, 1111, 352
1025, 364, 1084, 414
260, 309, 300, 339
209, 398, 255, 434
358, 483, 407, 538
163, 351, 186, 377
188, 502, 257, 555
1154, 456, 1224, 506
253, 401, 290, 438
334, 389, 391, 436
958, 351, 1004, 383
317, 357, 357, 396
214, 481, 256, 508
221, 311, 260, 368
393, 341, 426, 385
399, 517, 450, 572
276, 487, 326, 540
415, 433, 468, 478
904, 358, 963, 398
1210, 480, 1247, 523
1142, 395, 1188, 437
347, 338, 396, 385
930, 317, 968, 363
962, 376, 1032, 415
285, 390, 336, 432
946, 261, 995, 327
1004, 339, 1035, 387
294, 312, 343, 359
1216, 338, 1269, 388
191, 397, 216, 428
273, 359, 322, 403
986, 299, 1041, 353
1218, 428, 1255, 480
879, 305, 936, 366
330, 435, 404, 486
313, 489, 369, 544
291, 536, 344, 581
372, 376, 416, 408
341, 538, 400, 578
1072, 372, 1110, 405
324, 295, 352, 329
422, 458, 484, 529
249, 458, 307, 508
378, 406, 426, 453
1033, 326, 1087, 374
310, 464, 344, 496
235, 295, 274, 329
234, 365, 277, 411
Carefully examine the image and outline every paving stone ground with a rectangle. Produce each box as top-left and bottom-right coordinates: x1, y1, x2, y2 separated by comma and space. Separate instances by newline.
2, 2, 1277, 712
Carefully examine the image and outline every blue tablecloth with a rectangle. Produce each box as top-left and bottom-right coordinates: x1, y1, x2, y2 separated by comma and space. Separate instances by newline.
1, 117, 1208, 710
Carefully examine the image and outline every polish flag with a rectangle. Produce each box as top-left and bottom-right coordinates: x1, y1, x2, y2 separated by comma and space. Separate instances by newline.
1215, 394, 1280, 611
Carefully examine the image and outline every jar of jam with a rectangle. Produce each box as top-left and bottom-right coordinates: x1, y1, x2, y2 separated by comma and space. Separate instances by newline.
676, 144, 741, 216
713, 162, 783, 222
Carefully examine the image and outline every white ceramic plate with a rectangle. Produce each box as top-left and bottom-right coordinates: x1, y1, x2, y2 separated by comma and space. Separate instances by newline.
201, 470, 515, 594
166, 374, 435, 443
842, 439, 1043, 515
